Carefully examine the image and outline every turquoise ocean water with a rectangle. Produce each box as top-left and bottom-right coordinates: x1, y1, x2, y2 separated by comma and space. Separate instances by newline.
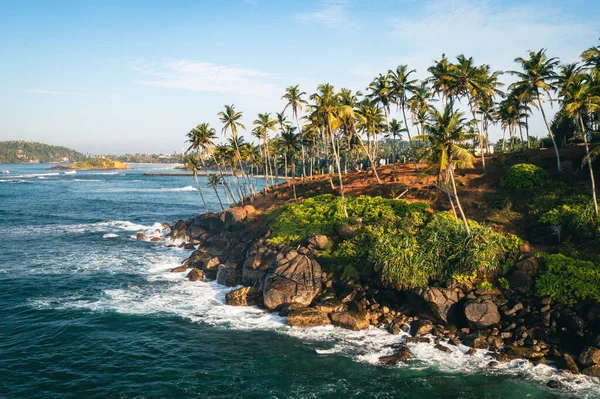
1, 163, 599, 398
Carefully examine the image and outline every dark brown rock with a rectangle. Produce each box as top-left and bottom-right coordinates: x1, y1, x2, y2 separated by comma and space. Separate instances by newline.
223, 207, 247, 230
225, 286, 262, 306
170, 265, 188, 273
330, 311, 370, 331
378, 344, 413, 365
410, 319, 433, 337
136, 232, 146, 240
262, 251, 322, 310
216, 264, 239, 287
406, 287, 464, 324
582, 365, 600, 377
578, 346, 600, 367
464, 300, 501, 328
286, 308, 330, 328
305, 235, 329, 250
186, 269, 204, 281
434, 344, 452, 353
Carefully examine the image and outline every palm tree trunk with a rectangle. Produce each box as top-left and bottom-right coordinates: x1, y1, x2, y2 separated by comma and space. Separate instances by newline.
329, 128, 348, 218
358, 129, 382, 184
212, 155, 236, 204
449, 164, 470, 235
579, 115, 599, 216
401, 104, 417, 170
525, 115, 530, 149
284, 153, 288, 185
194, 174, 209, 213
292, 156, 297, 201
518, 124, 525, 151
262, 140, 270, 191
469, 102, 485, 173
537, 94, 562, 171
442, 174, 459, 222
211, 185, 225, 210
502, 128, 506, 152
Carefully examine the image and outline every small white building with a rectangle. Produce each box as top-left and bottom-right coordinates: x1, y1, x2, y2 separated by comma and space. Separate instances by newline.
474, 145, 495, 156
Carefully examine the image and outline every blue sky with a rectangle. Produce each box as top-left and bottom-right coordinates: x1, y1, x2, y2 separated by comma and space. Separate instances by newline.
1, 0, 598, 154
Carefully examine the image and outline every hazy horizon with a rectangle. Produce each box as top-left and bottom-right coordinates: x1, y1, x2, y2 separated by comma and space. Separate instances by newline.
1, 0, 599, 154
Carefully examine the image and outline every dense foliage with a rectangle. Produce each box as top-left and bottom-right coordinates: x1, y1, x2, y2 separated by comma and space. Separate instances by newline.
536, 254, 600, 306
0, 141, 87, 163
268, 195, 520, 289
500, 163, 548, 190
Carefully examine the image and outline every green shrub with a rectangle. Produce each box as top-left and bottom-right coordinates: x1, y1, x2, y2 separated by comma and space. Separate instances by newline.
539, 201, 599, 241
476, 281, 494, 291
267, 194, 430, 245
500, 163, 547, 190
536, 254, 600, 306
498, 277, 510, 290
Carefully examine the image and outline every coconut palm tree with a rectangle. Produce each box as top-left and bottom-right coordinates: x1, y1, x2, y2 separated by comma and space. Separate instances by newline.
207, 173, 225, 210
218, 104, 256, 197
414, 104, 476, 234
253, 112, 278, 190
388, 65, 417, 165
428, 54, 455, 105
310, 83, 353, 217
282, 85, 308, 179
276, 126, 302, 200
367, 74, 393, 158
510, 49, 562, 171
355, 99, 384, 182
559, 68, 600, 215
581, 40, 600, 70
387, 118, 404, 165
184, 153, 209, 213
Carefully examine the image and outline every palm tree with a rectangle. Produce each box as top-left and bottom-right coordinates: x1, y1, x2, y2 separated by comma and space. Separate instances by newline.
581, 40, 600, 70
218, 104, 256, 198
282, 85, 308, 179
510, 49, 562, 171
388, 65, 417, 165
207, 173, 225, 210
387, 118, 404, 165
414, 105, 476, 234
184, 153, 209, 213
559, 68, 600, 215
367, 74, 393, 159
428, 54, 455, 105
310, 83, 353, 217
253, 112, 278, 190
276, 126, 302, 200
355, 99, 384, 182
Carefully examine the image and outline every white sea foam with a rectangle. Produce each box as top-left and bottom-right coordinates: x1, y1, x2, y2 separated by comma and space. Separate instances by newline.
28, 248, 600, 396
102, 233, 119, 238
64, 171, 77, 175
100, 186, 197, 193
73, 179, 103, 182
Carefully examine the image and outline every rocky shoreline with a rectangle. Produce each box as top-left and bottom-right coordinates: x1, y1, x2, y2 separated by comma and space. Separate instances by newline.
143, 205, 600, 391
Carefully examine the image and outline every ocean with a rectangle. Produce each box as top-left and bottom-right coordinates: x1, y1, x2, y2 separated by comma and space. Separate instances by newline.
1, 163, 598, 398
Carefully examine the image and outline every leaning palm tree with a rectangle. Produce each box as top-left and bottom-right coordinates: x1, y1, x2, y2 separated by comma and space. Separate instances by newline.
184, 153, 209, 213
581, 40, 600, 70
282, 85, 308, 179
218, 104, 256, 197
207, 173, 225, 210
510, 49, 562, 171
414, 105, 476, 234
355, 99, 384, 183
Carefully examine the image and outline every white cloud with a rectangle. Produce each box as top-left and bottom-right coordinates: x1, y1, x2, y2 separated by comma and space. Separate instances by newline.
25, 89, 84, 96
132, 59, 286, 110
296, 0, 351, 28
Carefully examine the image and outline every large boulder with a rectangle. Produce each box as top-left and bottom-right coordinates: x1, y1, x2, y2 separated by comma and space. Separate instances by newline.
286, 308, 331, 328
305, 235, 329, 250
168, 220, 188, 240
225, 286, 262, 306
515, 256, 540, 277
194, 212, 224, 232
242, 250, 276, 289
405, 287, 465, 324
186, 269, 204, 282
223, 207, 247, 230
409, 319, 433, 337
578, 346, 600, 367
507, 270, 532, 294
216, 264, 239, 287
464, 300, 501, 328
262, 250, 322, 310
330, 311, 370, 331
378, 344, 413, 365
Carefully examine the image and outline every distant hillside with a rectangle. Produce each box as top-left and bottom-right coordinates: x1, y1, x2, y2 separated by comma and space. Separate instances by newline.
0, 141, 88, 163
